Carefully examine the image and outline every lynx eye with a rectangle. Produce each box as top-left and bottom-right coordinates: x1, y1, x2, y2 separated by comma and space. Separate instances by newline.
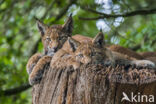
90, 52, 95, 56
77, 54, 83, 58
59, 36, 66, 40
46, 38, 51, 42
58, 37, 62, 40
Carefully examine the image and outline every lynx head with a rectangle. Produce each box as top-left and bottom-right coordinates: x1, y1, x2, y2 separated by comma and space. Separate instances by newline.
36, 14, 73, 56
68, 32, 107, 64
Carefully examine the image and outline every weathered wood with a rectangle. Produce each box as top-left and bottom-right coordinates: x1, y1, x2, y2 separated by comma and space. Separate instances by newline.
32, 64, 156, 104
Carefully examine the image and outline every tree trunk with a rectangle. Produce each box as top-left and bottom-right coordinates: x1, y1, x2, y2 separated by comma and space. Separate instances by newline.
32, 64, 156, 104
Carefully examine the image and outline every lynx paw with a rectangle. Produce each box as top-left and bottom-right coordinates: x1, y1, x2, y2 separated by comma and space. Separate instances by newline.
29, 69, 44, 85
71, 62, 81, 70
26, 53, 42, 74
131, 60, 156, 69
29, 55, 52, 85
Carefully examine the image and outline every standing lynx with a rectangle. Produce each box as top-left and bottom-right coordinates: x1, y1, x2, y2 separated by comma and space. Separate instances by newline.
27, 15, 73, 85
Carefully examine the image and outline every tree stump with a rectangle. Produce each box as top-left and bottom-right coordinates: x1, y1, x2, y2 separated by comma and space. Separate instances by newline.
32, 64, 156, 104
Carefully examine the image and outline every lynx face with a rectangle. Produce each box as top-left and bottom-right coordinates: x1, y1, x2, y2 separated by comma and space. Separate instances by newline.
74, 42, 106, 64
68, 32, 107, 64
36, 15, 73, 56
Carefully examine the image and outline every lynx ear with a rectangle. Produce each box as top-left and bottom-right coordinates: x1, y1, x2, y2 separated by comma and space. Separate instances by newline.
35, 17, 48, 36
68, 37, 80, 52
62, 14, 73, 34
92, 32, 104, 48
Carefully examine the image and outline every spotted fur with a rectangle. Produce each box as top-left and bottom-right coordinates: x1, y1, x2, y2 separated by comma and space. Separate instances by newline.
67, 32, 156, 69
27, 15, 73, 85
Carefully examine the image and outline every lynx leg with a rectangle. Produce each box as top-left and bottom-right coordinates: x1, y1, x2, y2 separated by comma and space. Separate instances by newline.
26, 53, 42, 74
131, 60, 155, 69
69, 59, 81, 70
29, 55, 52, 85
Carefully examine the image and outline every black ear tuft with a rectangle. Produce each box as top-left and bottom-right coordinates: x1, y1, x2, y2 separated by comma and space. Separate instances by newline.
100, 28, 102, 32
36, 17, 48, 36
68, 37, 80, 52
62, 14, 73, 35
69, 13, 72, 17
92, 32, 104, 48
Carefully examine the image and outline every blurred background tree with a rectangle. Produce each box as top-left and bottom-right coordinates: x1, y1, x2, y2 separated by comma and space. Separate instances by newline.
0, 0, 156, 103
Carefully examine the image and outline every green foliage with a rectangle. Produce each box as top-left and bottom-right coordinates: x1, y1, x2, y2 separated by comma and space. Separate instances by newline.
0, 0, 156, 103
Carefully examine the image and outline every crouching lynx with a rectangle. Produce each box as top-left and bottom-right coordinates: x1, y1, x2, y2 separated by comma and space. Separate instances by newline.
65, 32, 156, 68
27, 14, 73, 85
27, 15, 92, 85
50, 32, 155, 70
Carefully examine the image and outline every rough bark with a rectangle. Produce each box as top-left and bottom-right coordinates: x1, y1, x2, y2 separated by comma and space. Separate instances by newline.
32, 64, 156, 104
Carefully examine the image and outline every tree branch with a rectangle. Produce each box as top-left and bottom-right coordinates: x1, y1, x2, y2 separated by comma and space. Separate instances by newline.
0, 0, 4, 5
0, 84, 31, 96
130, 44, 141, 51
30, 38, 41, 57
151, 39, 156, 47
130, 36, 156, 51
41, 0, 57, 20
50, 0, 77, 24
79, 8, 156, 20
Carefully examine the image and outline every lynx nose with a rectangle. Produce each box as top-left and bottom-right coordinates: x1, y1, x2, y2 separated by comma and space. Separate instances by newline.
52, 47, 57, 52
84, 56, 92, 64
48, 46, 57, 52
